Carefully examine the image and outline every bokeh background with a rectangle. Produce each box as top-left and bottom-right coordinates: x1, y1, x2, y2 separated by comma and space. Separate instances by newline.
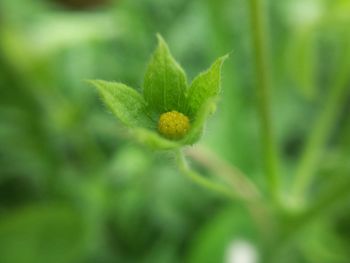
0, 0, 350, 262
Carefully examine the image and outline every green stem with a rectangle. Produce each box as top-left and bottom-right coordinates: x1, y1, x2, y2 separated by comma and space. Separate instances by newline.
175, 149, 235, 200
292, 41, 350, 199
176, 148, 274, 241
249, 0, 280, 201
185, 146, 262, 203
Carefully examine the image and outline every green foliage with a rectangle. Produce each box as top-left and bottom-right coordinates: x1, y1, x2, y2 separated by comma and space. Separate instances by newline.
144, 34, 188, 113
187, 55, 228, 116
0, 205, 86, 263
89, 35, 227, 149
299, 220, 350, 263
187, 206, 259, 263
1, 0, 350, 262
88, 80, 152, 128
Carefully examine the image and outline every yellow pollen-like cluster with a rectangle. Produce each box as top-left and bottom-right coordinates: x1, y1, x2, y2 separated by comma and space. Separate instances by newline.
158, 111, 190, 140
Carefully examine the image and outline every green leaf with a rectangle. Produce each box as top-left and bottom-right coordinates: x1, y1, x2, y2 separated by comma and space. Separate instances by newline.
89, 80, 153, 128
0, 205, 86, 263
187, 55, 228, 116
143, 34, 188, 114
181, 99, 215, 145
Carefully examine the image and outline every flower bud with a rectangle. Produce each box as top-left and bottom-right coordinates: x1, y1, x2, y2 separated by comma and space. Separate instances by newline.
158, 111, 190, 140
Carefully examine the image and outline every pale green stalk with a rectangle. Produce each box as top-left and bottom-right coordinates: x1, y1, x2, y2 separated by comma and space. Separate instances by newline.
185, 146, 262, 203
175, 149, 236, 199
248, 0, 280, 201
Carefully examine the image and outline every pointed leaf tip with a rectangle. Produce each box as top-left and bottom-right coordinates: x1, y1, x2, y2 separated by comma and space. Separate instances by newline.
187, 55, 228, 116
143, 35, 188, 114
156, 33, 166, 46
89, 80, 153, 128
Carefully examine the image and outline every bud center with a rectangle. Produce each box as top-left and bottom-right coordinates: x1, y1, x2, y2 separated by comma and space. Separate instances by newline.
158, 111, 190, 140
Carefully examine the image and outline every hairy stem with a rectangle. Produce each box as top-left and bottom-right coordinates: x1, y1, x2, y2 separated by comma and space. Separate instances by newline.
177, 147, 274, 241
184, 146, 261, 203
248, 0, 280, 201
175, 149, 236, 199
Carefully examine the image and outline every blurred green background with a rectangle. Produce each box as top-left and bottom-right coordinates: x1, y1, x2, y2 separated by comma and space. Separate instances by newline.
0, 0, 350, 262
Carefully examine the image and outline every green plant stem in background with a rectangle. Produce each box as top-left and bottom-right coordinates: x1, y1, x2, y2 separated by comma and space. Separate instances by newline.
185, 146, 262, 203
184, 146, 277, 241
178, 147, 275, 241
292, 42, 350, 200
248, 0, 280, 201
175, 149, 235, 200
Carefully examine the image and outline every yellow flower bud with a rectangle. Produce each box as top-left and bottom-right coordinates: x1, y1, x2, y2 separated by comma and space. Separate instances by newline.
158, 111, 190, 140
